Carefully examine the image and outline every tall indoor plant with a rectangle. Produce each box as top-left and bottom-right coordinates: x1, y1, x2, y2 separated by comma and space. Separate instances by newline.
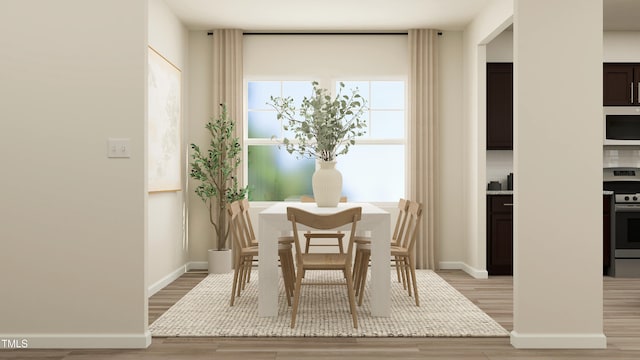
190, 104, 247, 273
269, 81, 367, 206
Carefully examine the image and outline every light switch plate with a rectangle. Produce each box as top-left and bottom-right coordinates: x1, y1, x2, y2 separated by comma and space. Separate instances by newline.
107, 138, 131, 158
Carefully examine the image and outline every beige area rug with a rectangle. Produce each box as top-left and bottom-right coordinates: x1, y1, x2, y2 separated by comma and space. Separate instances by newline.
150, 270, 508, 337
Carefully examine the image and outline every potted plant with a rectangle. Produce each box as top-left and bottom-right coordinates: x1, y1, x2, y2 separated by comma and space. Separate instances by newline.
190, 103, 247, 273
269, 81, 367, 206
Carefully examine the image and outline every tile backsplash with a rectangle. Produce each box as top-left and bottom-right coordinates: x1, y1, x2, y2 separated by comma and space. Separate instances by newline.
487, 150, 513, 189
603, 146, 640, 168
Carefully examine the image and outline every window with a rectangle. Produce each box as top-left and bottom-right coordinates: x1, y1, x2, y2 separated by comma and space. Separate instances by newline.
334, 81, 405, 202
246, 81, 315, 201
245, 80, 406, 202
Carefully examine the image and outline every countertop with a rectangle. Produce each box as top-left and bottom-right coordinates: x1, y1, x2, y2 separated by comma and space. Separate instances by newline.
487, 190, 513, 195
487, 190, 614, 195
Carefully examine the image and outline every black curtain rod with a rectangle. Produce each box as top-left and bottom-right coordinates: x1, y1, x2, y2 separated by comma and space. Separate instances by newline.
206, 31, 411, 36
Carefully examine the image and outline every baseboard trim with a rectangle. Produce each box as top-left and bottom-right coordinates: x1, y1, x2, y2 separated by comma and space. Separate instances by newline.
0, 331, 152, 349
510, 331, 607, 349
148, 265, 187, 297
439, 261, 488, 279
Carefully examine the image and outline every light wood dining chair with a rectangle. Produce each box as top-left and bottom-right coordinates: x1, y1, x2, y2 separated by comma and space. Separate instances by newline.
227, 201, 256, 306
286, 206, 362, 328
300, 195, 348, 254
228, 200, 296, 306
240, 198, 259, 247
353, 200, 422, 306
352, 199, 411, 305
238, 198, 295, 285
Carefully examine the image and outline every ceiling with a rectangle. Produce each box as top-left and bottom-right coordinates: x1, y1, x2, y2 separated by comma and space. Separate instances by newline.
162, 0, 491, 31
163, 0, 640, 32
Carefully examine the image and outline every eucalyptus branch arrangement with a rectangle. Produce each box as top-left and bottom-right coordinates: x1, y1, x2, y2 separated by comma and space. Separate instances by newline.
268, 81, 367, 162
190, 104, 248, 251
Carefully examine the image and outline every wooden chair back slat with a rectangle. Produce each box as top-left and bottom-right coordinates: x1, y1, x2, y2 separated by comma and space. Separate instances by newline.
392, 199, 411, 244
227, 200, 250, 249
239, 198, 257, 245
287, 206, 362, 262
398, 201, 423, 251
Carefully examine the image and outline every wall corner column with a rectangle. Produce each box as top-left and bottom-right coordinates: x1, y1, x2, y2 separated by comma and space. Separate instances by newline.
511, 0, 605, 349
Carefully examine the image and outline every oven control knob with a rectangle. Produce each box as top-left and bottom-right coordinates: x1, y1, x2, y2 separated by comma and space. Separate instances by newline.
625, 196, 630, 201
634, 196, 638, 201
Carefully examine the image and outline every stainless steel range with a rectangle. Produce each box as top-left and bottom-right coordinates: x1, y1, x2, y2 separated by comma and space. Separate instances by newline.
604, 167, 640, 277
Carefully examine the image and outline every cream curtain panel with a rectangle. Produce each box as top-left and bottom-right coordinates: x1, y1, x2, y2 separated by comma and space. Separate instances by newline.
408, 29, 439, 270
212, 28, 243, 181
211, 29, 244, 253
212, 29, 243, 142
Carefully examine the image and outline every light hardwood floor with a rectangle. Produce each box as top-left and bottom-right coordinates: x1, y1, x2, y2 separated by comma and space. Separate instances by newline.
3, 270, 640, 359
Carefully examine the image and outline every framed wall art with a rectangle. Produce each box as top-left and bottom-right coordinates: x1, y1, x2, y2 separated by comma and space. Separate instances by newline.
148, 46, 182, 192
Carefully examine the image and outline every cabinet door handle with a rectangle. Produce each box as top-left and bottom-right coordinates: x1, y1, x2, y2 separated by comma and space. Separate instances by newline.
503, 203, 514, 206
637, 82, 639, 104
632, 82, 635, 104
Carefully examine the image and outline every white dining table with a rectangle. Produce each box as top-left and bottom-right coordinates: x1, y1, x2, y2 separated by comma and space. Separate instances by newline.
258, 202, 391, 317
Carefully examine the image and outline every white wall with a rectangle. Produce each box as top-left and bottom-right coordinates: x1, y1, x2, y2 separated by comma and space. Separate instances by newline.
437, 31, 467, 268
147, 0, 190, 294
187, 31, 214, 264
488, 30, 640, 63
487, 29, 514, 62
243, 34, 408, 79
604, 31, 640, 61
511, 0, 604, 349
462, 0, 513, 276
0, 0, 149, 349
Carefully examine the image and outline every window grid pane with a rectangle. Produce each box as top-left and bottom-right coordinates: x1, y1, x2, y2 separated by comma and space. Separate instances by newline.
370, 81, 405, 109
246, 80, 406, 202
247, 145, 314, 201
247, 111, 280, 139
248, 81, 315, 141
336, 145, 405, 202
338, 81, 405, 140
248, 81, 280, 110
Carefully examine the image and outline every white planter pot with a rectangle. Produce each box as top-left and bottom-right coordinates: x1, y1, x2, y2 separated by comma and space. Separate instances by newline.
208, 249, 232, 274
312, 160, 343, 207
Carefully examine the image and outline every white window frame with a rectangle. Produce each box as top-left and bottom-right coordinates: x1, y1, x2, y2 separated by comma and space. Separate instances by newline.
243, 78, 408, 205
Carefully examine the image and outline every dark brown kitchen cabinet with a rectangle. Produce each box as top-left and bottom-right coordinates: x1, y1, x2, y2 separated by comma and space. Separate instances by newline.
604, 195, 612, 273
487, 63, 513, 150
487, 195, 513, 275
603, 63, 640, 106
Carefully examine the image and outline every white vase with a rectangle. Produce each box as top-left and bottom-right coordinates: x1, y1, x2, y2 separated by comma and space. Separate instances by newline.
208, 249, 232, 274
312, 160, 343, 207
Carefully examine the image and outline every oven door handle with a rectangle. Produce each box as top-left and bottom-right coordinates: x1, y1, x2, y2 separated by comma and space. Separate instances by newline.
615, 204, 640, 212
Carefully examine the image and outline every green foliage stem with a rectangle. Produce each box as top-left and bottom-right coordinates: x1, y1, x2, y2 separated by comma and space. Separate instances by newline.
189, 104, 247, 250
268, 81, 367, 162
